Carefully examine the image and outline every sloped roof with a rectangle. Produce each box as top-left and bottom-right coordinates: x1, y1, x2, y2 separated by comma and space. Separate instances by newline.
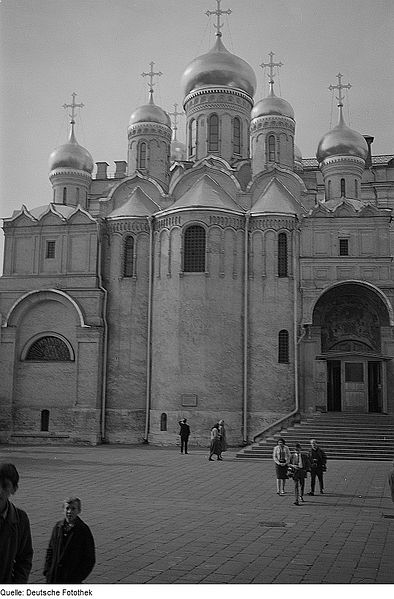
107, 186, 160, 218
251, 177, 302, 215
4, 203, 96, 223
164, 174, 242, 212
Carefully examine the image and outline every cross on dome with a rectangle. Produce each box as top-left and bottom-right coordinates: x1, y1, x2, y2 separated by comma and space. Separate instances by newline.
260, 52, 283, 94
63, 92, 84, 125
141, 61, 163, 98
169, 103, 183, 141
205, 0, 232, 37
329, 72, 351, 107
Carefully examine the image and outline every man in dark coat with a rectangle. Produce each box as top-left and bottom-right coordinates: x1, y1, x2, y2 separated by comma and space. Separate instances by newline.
178, 418, 191, 454
0, 463, 33, 583
43, 496, 95, 583
307, 439, 327, 495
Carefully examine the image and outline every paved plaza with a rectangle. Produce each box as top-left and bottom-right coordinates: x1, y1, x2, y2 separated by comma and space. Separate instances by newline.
1, 443, 393, 585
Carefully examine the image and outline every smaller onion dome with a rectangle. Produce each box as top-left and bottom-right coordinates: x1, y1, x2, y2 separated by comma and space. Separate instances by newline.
48, 126, 93, 173
252, 87, 294, 120
129, 92, 171, 128
316, 115, 368, 163
181, 35, 256, 98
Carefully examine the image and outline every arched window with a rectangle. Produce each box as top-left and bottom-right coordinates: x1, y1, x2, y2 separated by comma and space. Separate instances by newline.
341, 178, 346, 196
278, 330, 289, 363
138, 142, 147, 170
63, 187, 67, 204
189, 119, 197, 156
327, 180, 332, 200
41, 410, 49, 432
25, 336, 72, 361
208, 114, 219, 152
233, 117, 241, 155
183, 225, 206, 272
278, 232, 288, 277
160, 413, 167, 431
123, 236, 134, 277
76, 187, 80, 203
355, 179, 358, 199
268, 135, 276, 161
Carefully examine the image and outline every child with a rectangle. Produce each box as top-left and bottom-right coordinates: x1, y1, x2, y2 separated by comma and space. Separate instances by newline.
43, 496, 95, 583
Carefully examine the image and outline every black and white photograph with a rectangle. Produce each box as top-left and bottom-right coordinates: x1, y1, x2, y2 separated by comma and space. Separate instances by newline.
0, 0, 393, 595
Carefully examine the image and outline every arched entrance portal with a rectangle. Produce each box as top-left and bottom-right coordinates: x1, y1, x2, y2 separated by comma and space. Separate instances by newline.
312, 283, 391, 413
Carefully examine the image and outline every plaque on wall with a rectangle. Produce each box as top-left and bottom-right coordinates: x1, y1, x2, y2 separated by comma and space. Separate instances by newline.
181, 394, 197, 407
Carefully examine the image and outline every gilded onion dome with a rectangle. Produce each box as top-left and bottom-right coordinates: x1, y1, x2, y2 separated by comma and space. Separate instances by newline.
316, 113, 368, 163
251, 88, 294, 120
129, 92, 171, 128
181, 35, 256, 97
48, 126, 93, 173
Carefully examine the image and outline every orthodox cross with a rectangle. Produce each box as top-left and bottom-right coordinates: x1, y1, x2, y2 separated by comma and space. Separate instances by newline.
329, 72, 351, 107
141, 61, 163, 94
260, 52, 283, 88
169, 103, 183, 141
62, 92, 84, 124
206, 0, 231, 37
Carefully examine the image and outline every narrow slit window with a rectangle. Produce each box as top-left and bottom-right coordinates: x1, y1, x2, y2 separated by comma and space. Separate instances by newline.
278, 232, 288, 277
46, 241, 56, 259
268, 135, 276, 161
123, 236, 134, 277
189, 119, 197, 156
278, 330, 289, 363
138, 142, 147, 170
41, 410, 49, 432
208, 114, 219, 152
233, 117, 241, 155
183, 225, 206, 272
63, 187, 67, 204
160, 413, 167, 431
341, 178, 346, 196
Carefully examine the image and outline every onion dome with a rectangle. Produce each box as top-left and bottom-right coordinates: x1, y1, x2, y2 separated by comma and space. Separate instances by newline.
48, 126, 93, 173
181, 35, 256, 97
129, 92, 171, 127
252, 88, 294, 119
316, 113, 368, 163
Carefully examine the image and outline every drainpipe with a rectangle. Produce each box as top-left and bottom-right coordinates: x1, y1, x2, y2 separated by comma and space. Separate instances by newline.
143, 216, 154, 443
242, 211, 250, 444
97, 222, 108, 443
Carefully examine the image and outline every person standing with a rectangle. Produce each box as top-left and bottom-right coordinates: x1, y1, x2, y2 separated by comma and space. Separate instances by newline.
43, 496, 95, 583
209, 424, 222, 461
0, 463, 33, 583
178, 418, 191, 454
290, 443, 310, 505
218, 419, 227, 455
307, 438, 327, 495
272, 438, 291, 495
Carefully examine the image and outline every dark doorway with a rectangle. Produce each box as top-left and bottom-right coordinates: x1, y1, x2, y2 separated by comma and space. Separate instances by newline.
327, 361, 341, 411
368, 362, 382, 413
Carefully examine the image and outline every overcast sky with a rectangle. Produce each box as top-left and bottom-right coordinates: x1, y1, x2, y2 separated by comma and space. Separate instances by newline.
0, 0, 393, 265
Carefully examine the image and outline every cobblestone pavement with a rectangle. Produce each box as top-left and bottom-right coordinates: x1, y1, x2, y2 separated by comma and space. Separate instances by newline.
1, 444, 393, 585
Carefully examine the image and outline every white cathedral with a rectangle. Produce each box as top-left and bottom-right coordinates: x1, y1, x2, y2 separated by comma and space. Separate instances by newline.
1, 4, 393, 447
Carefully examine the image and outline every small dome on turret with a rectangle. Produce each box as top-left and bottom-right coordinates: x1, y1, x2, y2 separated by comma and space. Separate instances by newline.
48, 128, 93, 173
129, 93, 171, 128
181, 35, 256, 98
252, 90, 294, 120
316, 119, 368, 163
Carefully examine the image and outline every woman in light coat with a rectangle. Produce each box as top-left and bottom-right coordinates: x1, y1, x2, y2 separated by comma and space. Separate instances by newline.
272, 437, 291, 495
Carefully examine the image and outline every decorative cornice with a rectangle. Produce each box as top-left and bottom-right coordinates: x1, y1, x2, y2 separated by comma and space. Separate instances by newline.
184, 86, 253, 109
128, 122, 172, 139
250, 216, 298, 231
49, 168, 92, 181
106, 220, 149, 234
250, 116, 295, 133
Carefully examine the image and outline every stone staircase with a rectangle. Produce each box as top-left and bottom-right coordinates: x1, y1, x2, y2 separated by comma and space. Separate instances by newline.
236, 412, 394, 461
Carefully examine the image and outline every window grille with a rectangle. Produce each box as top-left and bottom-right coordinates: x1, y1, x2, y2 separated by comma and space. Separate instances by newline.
341, 178, 346, 196
41, 410, 49, 432
25, 336, 72, 361
46, 241, 56, 259
123, 236, 134, 277
183, 225, 206, 272
278, 330, 289, 363
278, 232, 288, 277
138, 142, 147, 169
208, 114, 219, 152
339, 238, 349, 256
233, 117, 241, 154
268, 135, 276, 161
160, 413, 167, 431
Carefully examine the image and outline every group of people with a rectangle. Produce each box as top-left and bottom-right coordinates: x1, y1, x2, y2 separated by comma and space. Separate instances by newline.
178, 418, 227, 461
0, 462, 95, 584
273, 438, 327, 505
